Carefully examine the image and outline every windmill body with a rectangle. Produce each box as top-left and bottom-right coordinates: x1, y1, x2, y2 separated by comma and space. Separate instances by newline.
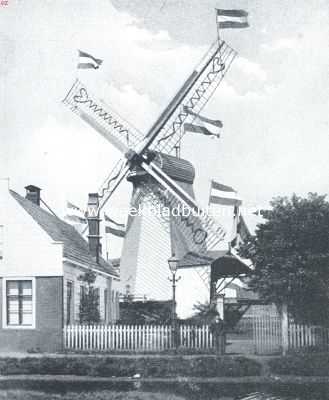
120, 153, 197, 301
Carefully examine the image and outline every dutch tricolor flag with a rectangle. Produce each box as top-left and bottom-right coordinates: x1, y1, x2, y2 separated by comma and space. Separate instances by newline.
104, 213, 126, 238
183, 106, 223, 138
209, 180, 242, 207
216, 9, 249, 29
78, 50, 103, 69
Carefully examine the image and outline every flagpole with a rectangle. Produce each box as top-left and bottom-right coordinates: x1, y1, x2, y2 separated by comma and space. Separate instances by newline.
76, 49, 79, 79
214, 8, 224, 71
207, 179, 213, 208
104, 212, 109, 261
215, 8, 221, 45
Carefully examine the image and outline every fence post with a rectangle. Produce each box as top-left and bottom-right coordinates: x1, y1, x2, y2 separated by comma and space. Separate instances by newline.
281, 304, 289, 355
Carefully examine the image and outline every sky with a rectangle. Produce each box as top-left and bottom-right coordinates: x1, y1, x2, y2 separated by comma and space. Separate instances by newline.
1, 0, 328, 259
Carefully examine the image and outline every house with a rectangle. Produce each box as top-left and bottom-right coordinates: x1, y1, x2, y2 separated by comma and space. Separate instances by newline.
0, 180, 120, 352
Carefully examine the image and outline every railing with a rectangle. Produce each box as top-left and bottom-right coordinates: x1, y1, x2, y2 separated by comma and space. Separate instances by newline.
64, 324, 213, 351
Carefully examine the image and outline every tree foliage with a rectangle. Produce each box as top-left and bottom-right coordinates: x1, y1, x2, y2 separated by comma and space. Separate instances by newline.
187, 301, 219, 324
240, 193, 329, 325
119, 300, 172, 324
78, 270, 100, 324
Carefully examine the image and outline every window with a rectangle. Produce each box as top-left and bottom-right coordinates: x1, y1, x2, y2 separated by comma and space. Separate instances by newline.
6, 280, 33, 327
80, 285, 86, 300
66, 281, 74, 325
94, 288, 100, 306
0, 226, 3, 260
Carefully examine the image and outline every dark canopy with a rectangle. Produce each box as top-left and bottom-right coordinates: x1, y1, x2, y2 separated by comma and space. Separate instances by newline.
210, 255, 250, 281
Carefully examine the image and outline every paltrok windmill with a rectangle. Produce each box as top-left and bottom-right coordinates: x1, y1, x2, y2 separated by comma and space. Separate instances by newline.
63, 9, 250, 308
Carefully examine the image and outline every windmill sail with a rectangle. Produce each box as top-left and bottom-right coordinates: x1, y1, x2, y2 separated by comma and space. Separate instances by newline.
63, 80, 145, 211
141, 160, 226, 251
149, 40, 237, 154
63, 79, 145, 153
97, 159, 131, 210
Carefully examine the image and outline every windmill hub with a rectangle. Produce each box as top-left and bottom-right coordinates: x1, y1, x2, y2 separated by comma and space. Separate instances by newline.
127, 152, 195, 184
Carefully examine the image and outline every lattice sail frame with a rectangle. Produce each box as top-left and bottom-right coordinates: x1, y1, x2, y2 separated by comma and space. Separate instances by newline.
63, 79, 145, 152
150, 40, 237, 154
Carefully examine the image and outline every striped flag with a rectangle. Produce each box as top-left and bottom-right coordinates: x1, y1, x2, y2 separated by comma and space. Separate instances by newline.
209, 180, 242, 207
216, 9, 249, 29
183, 106, 222, 138
78, 50, 103, 69
64, 201, 87, 226
104, 213, 126, 238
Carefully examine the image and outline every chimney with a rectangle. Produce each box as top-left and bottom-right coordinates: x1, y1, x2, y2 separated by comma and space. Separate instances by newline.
87, 193, 102, 263
25, 185, 41, 206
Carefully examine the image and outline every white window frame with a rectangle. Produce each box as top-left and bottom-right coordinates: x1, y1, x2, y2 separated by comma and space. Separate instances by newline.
0, 225, 3, 261
2, 277, 36, 329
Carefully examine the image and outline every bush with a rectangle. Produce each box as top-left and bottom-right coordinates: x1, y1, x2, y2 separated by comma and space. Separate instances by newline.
0, 390, 186, 400
0, 356, 261, 378
269, 354, 329, 376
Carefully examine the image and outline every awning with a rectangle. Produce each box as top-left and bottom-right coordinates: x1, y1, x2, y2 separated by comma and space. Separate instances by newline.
210, 254, 251, 281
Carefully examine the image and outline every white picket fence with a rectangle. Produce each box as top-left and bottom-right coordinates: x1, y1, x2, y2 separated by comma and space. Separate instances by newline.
64, 324, 213, 351
253, 316, 282, 354
289, 322, 329, 349
64, 319, 329, 353
252, 316, 329, 354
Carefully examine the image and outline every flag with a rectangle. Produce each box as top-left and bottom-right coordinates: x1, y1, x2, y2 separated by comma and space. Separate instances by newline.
78, 50, 103, 69
184, 123, 220, 138
216, 9, 249, 29
183, 107, 222, 138
104, 213, 126, 238
64, 201, 87, 225
209, 180, 242, 207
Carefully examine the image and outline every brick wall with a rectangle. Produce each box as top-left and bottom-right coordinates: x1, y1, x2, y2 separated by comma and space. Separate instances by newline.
0, 276, 63, 352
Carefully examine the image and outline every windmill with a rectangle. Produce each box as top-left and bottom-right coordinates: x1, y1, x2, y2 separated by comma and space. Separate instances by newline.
63, 39, 240, 306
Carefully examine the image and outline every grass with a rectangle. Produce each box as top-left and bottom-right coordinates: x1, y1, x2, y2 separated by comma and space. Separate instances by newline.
61, 348, 215, 356
269, 353, 329, 376
0, 391, 185, 400
0, 355, 261, 378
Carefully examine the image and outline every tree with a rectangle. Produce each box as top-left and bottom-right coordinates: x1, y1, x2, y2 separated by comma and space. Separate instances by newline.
240, 193, 329, 325
119, 300, 172, 324
187, 301, 219, 324
78, 270, 100, 324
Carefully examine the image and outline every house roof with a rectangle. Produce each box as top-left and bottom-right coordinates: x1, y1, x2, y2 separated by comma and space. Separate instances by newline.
10, 190, 119, 278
